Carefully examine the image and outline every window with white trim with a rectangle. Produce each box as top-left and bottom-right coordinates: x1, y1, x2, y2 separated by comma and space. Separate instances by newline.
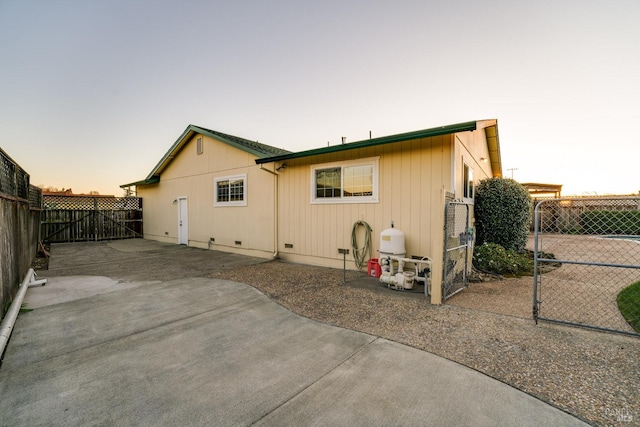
463, 163, 474, 200
311, 158, 379, 204
215, 174, 247, 206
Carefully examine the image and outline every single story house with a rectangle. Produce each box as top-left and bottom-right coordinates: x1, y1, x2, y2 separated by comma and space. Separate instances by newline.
122, 119, 502, 304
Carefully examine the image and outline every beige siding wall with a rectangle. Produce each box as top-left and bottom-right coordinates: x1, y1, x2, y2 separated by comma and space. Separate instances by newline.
275, 134, 454, 301
453, 129, 494, 199
137, 134, 276, 258
275, 127, 494, 304
136, 124, 496, 304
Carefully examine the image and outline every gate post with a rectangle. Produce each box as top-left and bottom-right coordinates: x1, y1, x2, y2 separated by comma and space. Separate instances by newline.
429, 194, 448, 305
532, 200, 543, 324
93, 197, 98, 241
430, 270, 443, 305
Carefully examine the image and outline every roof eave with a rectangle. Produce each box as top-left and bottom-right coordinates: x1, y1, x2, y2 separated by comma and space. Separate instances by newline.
120, 176, 160, 188
255, 121, 478, 164
144, 125, 196, 180
146, 125, 277, 180
483, 123, 502, 178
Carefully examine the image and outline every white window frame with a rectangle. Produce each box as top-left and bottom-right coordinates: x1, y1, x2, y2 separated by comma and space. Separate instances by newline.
310, 157, 379, 204
463, 162, 474, 201
214, 174, 247, 207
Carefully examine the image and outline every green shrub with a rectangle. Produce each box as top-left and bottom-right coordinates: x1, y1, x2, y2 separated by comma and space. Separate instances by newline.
475, 178, 532, 251
473, 242, 534, 276
581, 210, 640, 235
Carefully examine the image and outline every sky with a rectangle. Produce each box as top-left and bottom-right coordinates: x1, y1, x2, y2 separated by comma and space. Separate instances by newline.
1, 0, 639, 197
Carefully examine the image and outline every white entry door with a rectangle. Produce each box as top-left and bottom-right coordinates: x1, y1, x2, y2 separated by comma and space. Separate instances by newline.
178, 197, 188, 245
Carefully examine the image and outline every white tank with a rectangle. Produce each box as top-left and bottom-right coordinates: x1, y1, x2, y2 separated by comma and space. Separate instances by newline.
379, 226, 406, 256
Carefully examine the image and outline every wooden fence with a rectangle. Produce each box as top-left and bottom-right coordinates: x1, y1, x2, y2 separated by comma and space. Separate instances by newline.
0, 147, 41, 317
41, 195, 142, 243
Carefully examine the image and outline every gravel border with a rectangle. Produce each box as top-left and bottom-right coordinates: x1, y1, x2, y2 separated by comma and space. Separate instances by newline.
211, 260, 639, 427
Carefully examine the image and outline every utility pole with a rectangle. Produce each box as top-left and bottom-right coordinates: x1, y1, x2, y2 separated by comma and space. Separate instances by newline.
507, 168, 518, 179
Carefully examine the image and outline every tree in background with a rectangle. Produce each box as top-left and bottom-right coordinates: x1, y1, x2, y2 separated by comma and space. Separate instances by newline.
474, 178, 532, 252
37, 186, 101, 195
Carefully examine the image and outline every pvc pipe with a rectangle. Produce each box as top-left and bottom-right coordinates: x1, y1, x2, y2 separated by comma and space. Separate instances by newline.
0, 268, 35, 362
29, 279, 47, 287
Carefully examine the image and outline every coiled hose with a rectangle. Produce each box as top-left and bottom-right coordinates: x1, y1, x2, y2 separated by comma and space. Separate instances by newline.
351, 220, 372, 270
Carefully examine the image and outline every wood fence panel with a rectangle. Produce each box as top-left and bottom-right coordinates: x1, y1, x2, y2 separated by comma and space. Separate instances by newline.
41, 196, 142, 243
1, 146, 41, 318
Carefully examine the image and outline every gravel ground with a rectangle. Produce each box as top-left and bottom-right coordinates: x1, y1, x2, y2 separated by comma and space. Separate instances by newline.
211, 260, 640, 427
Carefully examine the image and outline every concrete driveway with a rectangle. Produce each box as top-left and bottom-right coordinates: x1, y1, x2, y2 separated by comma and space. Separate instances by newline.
0, 240, 587, 426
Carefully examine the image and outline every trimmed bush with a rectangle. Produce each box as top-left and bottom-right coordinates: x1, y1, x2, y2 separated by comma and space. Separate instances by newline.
475, 178, 532, 251
472, 242, 534, 276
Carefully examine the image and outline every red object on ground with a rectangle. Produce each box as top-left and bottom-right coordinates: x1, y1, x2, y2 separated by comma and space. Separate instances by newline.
367, 258, 382, 278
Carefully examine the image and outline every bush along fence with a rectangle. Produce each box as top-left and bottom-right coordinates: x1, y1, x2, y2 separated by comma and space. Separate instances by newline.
41, 195, 142, 243
0, 147, 42, 320
533, 197, 640, 336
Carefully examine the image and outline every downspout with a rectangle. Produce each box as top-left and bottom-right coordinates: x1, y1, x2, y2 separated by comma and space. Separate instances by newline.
0, 268, 47, 364
259, 164, 279, 258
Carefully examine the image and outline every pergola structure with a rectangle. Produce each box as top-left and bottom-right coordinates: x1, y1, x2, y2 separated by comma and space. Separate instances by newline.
521, 182, 563, 198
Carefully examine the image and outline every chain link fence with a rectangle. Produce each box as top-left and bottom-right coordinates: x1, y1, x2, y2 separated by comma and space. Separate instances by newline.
443, 201, 473, 300
533, 197, 640, 336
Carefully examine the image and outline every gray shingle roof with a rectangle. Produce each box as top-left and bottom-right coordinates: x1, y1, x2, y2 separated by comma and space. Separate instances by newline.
191, 125, 290, 158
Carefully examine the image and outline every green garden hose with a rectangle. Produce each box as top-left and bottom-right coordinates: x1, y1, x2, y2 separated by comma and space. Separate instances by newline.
351, 220, 373, 270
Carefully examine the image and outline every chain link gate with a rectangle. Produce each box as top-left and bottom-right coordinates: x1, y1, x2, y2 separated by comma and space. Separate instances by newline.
443, 201, 473, 300
533, 197, 640, 336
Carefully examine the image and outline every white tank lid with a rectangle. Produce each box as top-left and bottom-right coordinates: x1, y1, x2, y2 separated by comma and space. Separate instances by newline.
379, 223, 406, 255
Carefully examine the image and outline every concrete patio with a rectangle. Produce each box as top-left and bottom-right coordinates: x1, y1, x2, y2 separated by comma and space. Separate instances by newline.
0, 240, 587, 426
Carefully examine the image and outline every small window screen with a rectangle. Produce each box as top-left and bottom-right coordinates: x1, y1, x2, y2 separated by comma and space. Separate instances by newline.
343, 165, 373, 197
315, 168, 341, 198
217, 180, 230, 202
196, 137, 203, 155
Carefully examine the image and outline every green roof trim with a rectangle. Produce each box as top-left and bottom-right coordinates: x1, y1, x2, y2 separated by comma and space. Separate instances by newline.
120, 176, 160, 188
255, 121, 478, 164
